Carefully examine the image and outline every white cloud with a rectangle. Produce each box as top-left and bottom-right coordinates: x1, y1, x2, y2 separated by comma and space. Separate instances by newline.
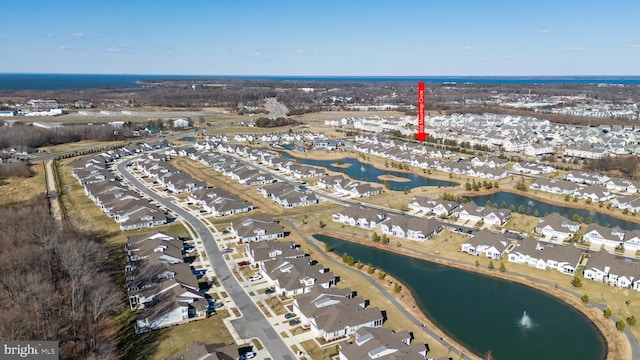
630, 44, 640, 48
105, 45, 127, 52
568, 47, 586, 52
460, 45, 473, 51
295, 49, 304, 53
249, 52, 261, 57
71, 32, 84, 38
538, 29, 550, 34
57, 45, 72, 51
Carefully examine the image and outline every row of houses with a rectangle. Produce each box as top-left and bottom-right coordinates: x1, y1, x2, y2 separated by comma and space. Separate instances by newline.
332, 204, 443, 241
530, 179, 615, 203
317, 174, 385, 198
460, 214, 640, 291
424, 113, 640, 157
352, 137, 544, 182
562, 170, 640, 192
124, 232, 209, 334
176, 143, 385, 200
188, 187, 254, 217
246, 240, 431, 358
73, 155, 167, 231
135, 155, 207, 194
257, 182, 320, 208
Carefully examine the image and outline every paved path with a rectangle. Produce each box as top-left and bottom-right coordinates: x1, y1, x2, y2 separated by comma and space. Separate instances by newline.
44, 160, 63, 221
283, 217, 471, 359
116, 160, 297, 360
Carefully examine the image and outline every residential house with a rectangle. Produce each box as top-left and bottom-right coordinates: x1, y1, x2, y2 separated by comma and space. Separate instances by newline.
454, 202, 511, 226
332, 205, 388, 230
534, 213, 580, 241
610, 195, 640, 213
378, 215, 442, 241
338, 327, 429, 360
624, 230, 640, 252
406, 196, 458, 217
573, 185, 614, 203
262, 257, 336, 297
605, 177, 640, 194
508, 240, 583, 275
230, 216, 285, 243
292, 287, 384, 342
247, 240, 306, 271
134, 283, 208, 333
460, 229, 509, 259
584, 250, 640, 289
582, 223, 625, 249
529, 178, 580, 195
168, 342, 240, 360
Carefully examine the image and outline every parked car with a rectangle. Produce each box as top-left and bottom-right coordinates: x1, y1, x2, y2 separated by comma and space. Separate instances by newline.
208, 302, 224, 309
264, 288, 275, 294
284, 312, 297, 319
240, 352, 256, 360
222, 247, 234, 253
237, 261, 250, 267
249, 274, 263, 281
289, 319, 301, 326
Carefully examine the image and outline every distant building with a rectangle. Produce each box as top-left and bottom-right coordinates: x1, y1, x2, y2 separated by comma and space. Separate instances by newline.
0, 110, 17, 117
28, 99, 59, 110
173, 118, 190, 128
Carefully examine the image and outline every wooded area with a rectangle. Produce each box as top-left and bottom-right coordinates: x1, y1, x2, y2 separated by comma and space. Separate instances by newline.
0, 161, 34, 181
0, 123, 122, 149
0, 197, 120, 359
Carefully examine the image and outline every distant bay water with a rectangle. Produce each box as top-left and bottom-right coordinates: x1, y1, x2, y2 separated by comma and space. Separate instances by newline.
2, 73, 640, 91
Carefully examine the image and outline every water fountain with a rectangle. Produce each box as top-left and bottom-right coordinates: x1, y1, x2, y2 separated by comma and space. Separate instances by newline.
520, 311, 532, 328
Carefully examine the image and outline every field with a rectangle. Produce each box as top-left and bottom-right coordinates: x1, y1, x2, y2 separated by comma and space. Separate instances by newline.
0, 161, 47, 206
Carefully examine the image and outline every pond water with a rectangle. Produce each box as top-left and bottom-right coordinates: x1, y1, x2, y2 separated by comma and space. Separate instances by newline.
278, 152, 458, 190
314, 234, 606, 360
467, 192, 640, 231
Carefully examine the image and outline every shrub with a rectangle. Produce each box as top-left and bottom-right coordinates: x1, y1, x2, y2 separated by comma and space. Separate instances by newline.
627, 315, 636, 326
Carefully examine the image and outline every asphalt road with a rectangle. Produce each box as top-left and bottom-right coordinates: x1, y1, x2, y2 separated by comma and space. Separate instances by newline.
116, 160, 296, 360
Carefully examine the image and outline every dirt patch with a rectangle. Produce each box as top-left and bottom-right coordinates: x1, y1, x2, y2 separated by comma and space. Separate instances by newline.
378, 174, 411, 182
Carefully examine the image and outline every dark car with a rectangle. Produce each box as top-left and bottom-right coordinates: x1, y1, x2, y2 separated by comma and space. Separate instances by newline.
289, 319, 301, 326
284, 312, 297, 319
264, 288, 275, 294
237, 261, 250, 267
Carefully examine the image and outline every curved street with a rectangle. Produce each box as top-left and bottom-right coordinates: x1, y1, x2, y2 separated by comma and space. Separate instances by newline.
115, 160, 296, 360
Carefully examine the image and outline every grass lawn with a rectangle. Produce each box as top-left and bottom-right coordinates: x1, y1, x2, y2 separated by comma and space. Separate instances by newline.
299, 339, 339, 360
115, 307, 234, 360
151, 311, 234, 360
503, 213, 539, 235
0, 161, 47, 206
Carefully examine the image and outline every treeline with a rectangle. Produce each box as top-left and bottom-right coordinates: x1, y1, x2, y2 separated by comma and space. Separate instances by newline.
254, 117, 301, 128
585, 155, 639, 179
0, 123, 122, 149
0, 198, 120, 359
0, 161, 34, 184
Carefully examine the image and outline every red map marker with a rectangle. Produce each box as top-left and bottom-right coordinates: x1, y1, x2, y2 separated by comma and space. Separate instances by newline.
415, 82, 428, 142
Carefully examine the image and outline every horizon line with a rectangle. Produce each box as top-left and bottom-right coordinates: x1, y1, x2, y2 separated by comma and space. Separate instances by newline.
2, 72, 640, 78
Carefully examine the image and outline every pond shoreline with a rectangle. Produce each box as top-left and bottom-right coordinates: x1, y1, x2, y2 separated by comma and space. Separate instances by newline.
310, 226, 625, 360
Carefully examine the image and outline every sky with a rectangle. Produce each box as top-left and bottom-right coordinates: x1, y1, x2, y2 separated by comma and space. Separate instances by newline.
2, 0, 640, 76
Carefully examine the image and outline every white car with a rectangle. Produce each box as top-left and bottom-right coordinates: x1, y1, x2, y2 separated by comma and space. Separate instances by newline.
249, 274, 263, 281
240, 352, 256, 360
